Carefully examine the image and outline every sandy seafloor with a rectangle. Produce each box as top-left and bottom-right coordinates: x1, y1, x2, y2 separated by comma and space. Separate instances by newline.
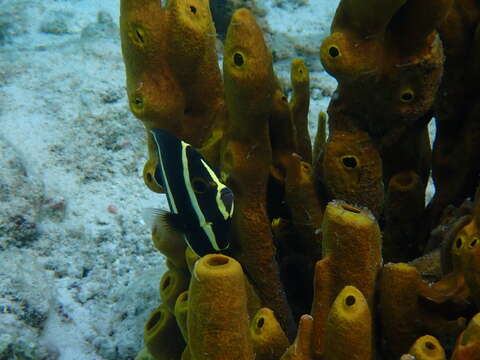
0, 0, 433, 358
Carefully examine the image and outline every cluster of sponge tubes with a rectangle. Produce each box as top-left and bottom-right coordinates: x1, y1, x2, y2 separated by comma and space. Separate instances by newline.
119, 0, 480, 358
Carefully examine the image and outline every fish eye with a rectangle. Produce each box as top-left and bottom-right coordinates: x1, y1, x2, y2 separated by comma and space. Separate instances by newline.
191, 177, 210, 194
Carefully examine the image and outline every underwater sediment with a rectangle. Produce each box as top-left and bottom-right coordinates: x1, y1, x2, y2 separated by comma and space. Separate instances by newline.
120, 0, 480, 358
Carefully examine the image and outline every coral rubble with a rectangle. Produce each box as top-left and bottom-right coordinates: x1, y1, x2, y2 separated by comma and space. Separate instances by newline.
120, 0, 480, 358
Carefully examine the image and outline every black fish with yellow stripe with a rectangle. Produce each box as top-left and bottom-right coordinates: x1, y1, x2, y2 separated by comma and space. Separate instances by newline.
144, 128, 234, 256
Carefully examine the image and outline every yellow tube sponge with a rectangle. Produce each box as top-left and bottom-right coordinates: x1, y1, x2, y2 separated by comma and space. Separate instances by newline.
120, 0, 183, 133
320, 130, 384, 218
458, 204, 480, 307
440, 196, 480, 307
388, 0, 454, 54
120, 0, 225, 167
187, 254, 254, 359
383, 171, 425, 262
310, 200, 381, 358
250, 307, 289, 360
269, 88, 298, 182
408, 335, 446, 360
451, 313, 480, 360
151, 225, 187, 271
379, 263, 465, 359
325, 286, 373, 360
223, 8, 275, 140
144, 304, 185, 360
290, 58, 311, 164
321, 0, 406, 82
284, 154, 323, 261
159, 268, 190, 313
320, 0, 445, 207
462, 242, 480, 307
174, 291, 189, 342
312, 112, 327, 167
222, 8, 295, 337
280, 314, 314, 360
331, 0, 407, 36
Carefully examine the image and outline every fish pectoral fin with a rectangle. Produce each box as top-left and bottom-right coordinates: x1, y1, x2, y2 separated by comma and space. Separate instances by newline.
142, 208, 186, 236
142, 207, 162, 229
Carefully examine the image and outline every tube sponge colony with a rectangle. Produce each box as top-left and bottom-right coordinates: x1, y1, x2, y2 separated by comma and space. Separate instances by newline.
119, 0, 480, 358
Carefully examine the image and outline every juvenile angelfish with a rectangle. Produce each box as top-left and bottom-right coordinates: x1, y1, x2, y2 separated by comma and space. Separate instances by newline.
144, 128, 234, 257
